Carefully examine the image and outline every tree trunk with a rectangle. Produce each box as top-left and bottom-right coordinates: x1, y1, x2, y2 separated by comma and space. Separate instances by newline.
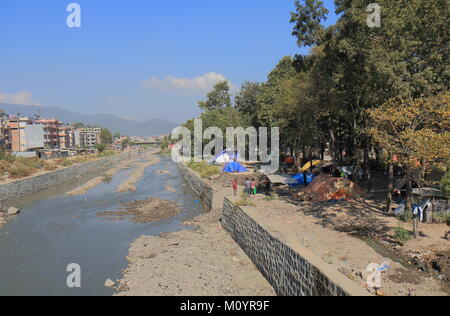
364, 143, 372, 192
329, 119, 336, 164
405, 168, 418, 238
386, 163, 394, 213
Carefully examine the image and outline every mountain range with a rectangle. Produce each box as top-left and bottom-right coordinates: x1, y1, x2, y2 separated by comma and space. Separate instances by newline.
0, 103, 178, 137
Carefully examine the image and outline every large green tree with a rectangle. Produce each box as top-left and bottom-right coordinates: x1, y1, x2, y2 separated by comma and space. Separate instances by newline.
198, 81, 232, 111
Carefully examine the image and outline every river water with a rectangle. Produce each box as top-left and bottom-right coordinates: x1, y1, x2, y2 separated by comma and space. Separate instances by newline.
0, 156, 204, 296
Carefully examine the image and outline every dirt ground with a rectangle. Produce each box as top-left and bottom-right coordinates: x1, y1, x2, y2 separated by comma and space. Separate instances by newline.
97, 198, 183, 223
212, 175, 449, 296
116, 210, 276, 296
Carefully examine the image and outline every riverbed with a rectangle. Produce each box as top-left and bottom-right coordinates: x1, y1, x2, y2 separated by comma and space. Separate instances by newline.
0, 155, 204, 296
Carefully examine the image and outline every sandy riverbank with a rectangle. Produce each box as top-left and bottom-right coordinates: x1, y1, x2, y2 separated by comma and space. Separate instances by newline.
117, 151, 161, 193
97, 198, 183, 223
65, 159, 133, 196
116, 210, 276, 296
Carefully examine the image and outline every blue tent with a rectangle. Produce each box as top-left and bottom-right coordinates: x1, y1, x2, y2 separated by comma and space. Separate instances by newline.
291, 173, 316, 186
223, 161, 248, 173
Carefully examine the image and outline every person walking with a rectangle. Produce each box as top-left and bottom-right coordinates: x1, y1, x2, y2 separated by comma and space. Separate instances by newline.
232, 179, 238, 197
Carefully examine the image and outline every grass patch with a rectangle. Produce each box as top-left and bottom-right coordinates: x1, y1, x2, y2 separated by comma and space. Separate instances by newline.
187, 161, 221, 179
433, 212, 450, 224
394, 226, 412, 246
235, 192, 256, 207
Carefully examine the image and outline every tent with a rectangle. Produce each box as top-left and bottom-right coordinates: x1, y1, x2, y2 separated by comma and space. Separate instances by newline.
291, 173, 316, 186
211, 151, 239, 164
223, 161, 248, 173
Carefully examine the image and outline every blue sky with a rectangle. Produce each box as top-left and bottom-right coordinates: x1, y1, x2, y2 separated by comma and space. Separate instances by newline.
0, 0, 338, 123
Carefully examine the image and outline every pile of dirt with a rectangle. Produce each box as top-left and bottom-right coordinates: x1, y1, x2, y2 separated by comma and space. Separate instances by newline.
97, 198, 182, 223
296, 173, 366, 202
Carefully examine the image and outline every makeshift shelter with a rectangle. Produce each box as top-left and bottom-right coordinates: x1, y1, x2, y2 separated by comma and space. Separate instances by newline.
211, 151, 239, 164
300, 160, 321, 172
296, 174, 366, 202
291, 173, 316, 186
223, 161, 248, 173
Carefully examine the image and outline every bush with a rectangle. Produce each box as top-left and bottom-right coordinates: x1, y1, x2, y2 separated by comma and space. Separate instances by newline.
394, 226, 412, 246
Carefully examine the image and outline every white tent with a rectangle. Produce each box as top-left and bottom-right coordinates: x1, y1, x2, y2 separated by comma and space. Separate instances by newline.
210, 151, 239, 164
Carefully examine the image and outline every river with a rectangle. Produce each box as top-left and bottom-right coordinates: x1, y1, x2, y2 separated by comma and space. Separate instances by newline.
0, 156, 204, 296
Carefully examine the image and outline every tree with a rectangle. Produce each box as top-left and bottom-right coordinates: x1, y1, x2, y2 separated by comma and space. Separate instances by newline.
235, 81, 263, 127
367, 92, 450, 237
100, 128, 113, 145
113, 132, 121, 139
0, 109, 6, 118
94, 143, 107, 153
198, 81, 232, 111
121, 137, 132, 149
441, 171, 450, 200
290, 0, 329, 47
72, 122, 85, 129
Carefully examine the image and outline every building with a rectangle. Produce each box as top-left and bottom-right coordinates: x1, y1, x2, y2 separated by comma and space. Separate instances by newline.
58, 126, 75, 149
35, 119, 63, 149
7, 117, 45, 152
75, 128, 102, 148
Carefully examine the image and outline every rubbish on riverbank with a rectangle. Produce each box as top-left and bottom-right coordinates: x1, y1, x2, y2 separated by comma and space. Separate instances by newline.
7, 207, 20, 216
295, 174, 365, 202
105, 279, 115, 288
97, 198, 182, 224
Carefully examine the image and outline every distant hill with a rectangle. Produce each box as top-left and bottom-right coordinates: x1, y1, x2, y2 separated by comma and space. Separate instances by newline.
0, 103, 178, 137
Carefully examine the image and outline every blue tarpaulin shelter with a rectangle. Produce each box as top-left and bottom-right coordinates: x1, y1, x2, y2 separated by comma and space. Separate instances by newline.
223, 161, 248, 173
291, 173, 316, 186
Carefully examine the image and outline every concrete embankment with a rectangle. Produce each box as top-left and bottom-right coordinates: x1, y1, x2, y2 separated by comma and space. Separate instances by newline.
178, 163, 369, 296
178, 163, 214, 212
0, 152, 130, 205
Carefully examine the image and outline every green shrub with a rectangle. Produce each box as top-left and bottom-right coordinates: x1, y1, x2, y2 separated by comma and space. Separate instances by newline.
433, 212, 450, 224
394, 226, 412, 246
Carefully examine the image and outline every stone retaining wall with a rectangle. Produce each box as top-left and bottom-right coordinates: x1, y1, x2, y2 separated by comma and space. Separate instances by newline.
0, 152, 129, 205
221, 197, 370, 297
178, 163, 214, 212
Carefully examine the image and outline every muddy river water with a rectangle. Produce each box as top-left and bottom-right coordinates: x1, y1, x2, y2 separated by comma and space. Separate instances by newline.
0, 156, 204, 296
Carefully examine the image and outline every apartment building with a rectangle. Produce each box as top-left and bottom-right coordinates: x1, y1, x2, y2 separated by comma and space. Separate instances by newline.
58, 126, 75, 149
75, 128, 102, 148
8, 117, 45, 152
34, 119, 62, 149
